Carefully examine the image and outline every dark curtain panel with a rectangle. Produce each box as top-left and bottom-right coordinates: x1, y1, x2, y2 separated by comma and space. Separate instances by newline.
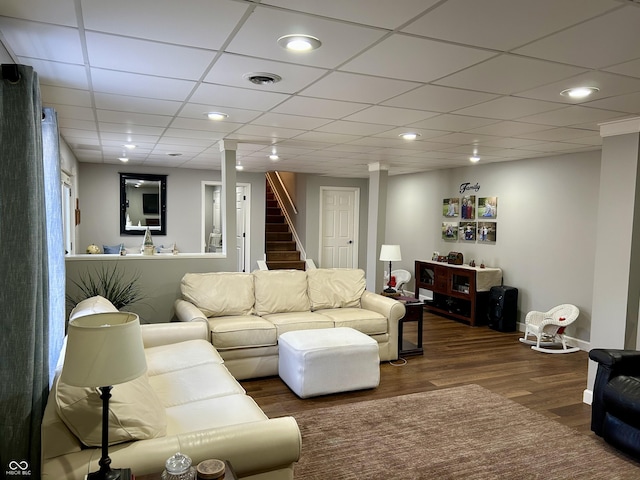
0, 65, 63, 478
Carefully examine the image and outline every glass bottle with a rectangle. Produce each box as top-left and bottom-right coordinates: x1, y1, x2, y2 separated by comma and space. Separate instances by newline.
161, 452, 196, 480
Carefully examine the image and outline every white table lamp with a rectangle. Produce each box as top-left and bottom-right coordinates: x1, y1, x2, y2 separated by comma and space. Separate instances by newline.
379, 244, 402, 293
61, 312, 147, 480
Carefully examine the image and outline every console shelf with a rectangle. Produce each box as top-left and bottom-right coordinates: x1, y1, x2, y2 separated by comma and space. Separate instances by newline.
415, 260, 502, 327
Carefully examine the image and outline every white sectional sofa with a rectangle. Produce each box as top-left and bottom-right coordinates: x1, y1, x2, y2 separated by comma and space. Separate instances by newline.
174, 268, 406, 380
41, 296, 301, 480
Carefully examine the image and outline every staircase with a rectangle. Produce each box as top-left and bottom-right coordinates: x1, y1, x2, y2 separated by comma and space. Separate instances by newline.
265, 182, 305, 270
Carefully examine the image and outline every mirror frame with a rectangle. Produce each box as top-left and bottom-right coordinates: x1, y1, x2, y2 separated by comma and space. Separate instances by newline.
120, 173, 167, 235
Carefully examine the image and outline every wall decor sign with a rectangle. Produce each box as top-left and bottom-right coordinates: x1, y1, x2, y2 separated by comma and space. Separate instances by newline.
443, 197, 459, 217
459, 182, 480, 194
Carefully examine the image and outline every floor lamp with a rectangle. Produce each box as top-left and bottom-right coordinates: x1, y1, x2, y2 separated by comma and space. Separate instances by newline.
61, 312, 147, 480
379, 244, 402, 293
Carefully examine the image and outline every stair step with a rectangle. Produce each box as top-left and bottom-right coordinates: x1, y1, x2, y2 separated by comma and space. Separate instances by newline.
266, 199, 278, 208
266, 260, 305, 271
266, 241, 296, 251
266, 223, 289, 233
266, 207, 282, 216
266, 232, 292, 242
267, 251, 301, 261
266, 214, 285, 224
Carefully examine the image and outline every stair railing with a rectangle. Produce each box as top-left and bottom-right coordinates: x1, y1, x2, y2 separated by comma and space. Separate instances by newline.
266, 172, 306, 261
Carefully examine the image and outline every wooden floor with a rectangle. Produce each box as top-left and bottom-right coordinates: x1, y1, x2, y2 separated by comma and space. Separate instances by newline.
241, 311, 593, 435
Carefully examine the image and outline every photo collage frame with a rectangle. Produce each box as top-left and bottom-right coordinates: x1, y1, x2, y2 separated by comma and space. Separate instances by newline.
442, 196, 498, 243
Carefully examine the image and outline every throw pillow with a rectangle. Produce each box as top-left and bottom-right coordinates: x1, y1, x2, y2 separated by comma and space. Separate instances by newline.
307, 268, 366, 311
69, 295, 118, 322
181, 272, 255, 317
103, 244, 123, 254
55, 372, 167, 447
253, 270, 310, 316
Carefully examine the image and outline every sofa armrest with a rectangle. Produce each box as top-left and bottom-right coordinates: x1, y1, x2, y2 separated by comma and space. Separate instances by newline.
360, 291, 406, 359
589, 349, 640, 436
174, 298, 208, 323
140, 321, 208, 348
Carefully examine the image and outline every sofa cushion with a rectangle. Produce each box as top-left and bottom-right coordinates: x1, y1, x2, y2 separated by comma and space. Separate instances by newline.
254, 270, 310, 316
54, 373, 166, 447
181, 272, 255, 317
145, 339, 224, 376
208, 315, 277, 350
69, 295, 118, 321
263, 311, 334, 337
307, 268, 366, 311
316, 308, 388, 335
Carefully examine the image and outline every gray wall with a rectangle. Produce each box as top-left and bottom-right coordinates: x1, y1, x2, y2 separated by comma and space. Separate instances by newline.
385, 150, 601, 343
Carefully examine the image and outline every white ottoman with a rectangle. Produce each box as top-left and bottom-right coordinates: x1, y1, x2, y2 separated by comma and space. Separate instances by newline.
278, 327, 380, 398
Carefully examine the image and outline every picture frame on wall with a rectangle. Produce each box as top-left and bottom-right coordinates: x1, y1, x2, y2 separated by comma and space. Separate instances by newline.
442, 197, 459, 217
442, 222, 458, 240
461, 195, 475, 219
477, 221, 497, 242
478, 196, 497, 218
459, 221, 477, 241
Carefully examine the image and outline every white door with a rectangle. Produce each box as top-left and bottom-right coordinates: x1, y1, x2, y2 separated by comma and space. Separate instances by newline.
319, 187, 359, 268
236, 185, 249, 272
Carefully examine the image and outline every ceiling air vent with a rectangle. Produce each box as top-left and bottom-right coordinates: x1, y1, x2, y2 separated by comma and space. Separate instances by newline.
243, 72, 282, 85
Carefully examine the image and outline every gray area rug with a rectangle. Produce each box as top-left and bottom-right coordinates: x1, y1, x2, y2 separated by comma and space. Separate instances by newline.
291, 384, 640, 479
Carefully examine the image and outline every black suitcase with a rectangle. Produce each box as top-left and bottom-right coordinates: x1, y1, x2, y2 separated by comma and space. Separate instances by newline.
487, 286, 518, 332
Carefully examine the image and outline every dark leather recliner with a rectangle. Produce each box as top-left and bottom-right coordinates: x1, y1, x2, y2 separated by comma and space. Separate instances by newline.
589, 348, 640, 459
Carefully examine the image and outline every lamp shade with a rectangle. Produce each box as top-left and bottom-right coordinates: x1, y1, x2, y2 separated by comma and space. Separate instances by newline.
61, 312, 147, 388
379, 244, 402, 262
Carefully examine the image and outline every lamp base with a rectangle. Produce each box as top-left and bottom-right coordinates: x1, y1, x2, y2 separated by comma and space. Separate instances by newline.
86, 468, 132, 480
383, 287, 397, 294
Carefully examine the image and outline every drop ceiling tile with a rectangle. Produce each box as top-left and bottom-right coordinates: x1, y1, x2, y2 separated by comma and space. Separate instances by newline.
204, 54, 328, 94
408, 114, 500, 131
0, 18, 83, 63
342, 106, 439, 125
97, 110, 172, 128
583, 92, 640, 114
82, 0, 249, 49
190, 83, 289, 111
94, 93, 182, 116
18, 58, 88, 90
56, 118, 98, 132
261, 0, 437, 29
86, 32, 216, 80
302, 71, 420, 104
341, 34, 496, 83
515, 71, 640, 105
374, 128, 450, 140
525, 142, 591, 153
383, 85, 499, 113
465, 121, 555, 136
227, 5, 386, 69
98, 123, 165, 137
293, 131, 362, 144
234, 124, 306, 139
401, 0, 618, 51
47, 104, 95, 122
41, 85, 92, 108
434, 54, 586, 95
90, 69, 196, 101
272, 96, 368, 119
58, 129, 99, 141
513, 127, 596, 142
170, 117, 242, 134
474, 137, 545, 149
514, 6, 640, 69
0, 0, 78, 26
314, 120, 394, 136
454, 96, 565, 120
517, 105, 624, 127
251, 113, 332, 130
605, 58, 640, 79
425, 132, 501, 145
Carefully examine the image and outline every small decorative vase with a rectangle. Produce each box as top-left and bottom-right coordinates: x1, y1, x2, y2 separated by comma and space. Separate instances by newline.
143, 227, 154, 256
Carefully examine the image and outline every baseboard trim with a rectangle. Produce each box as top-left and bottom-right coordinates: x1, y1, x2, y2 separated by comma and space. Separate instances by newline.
583, 389, 593, 405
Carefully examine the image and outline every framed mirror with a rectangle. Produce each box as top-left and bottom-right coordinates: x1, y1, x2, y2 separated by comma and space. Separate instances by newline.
120, 173, 167, 235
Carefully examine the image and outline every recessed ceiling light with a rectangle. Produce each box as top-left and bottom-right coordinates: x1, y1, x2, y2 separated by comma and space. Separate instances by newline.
118, 157, 129, 162
167, 153, 182, 157
206, 112, 229, 121
560, 86, 599, 99
277, 34, 321, 52
269, 154, 279, 161
236, 164, 244, 171
469, 155, 481, 163
243, 72, 282, 85
399, 132, 420, 140
123, 144, 136, 149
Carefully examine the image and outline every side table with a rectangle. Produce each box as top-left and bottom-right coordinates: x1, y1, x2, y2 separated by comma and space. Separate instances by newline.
135, 460, 237, 480
397, 296, 424, 357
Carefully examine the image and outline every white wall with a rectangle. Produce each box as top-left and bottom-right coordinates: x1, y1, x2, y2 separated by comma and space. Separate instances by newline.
386, 150, 601, 343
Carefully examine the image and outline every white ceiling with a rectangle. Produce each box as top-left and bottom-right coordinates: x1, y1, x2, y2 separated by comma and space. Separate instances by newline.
1, 0, 640, 177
